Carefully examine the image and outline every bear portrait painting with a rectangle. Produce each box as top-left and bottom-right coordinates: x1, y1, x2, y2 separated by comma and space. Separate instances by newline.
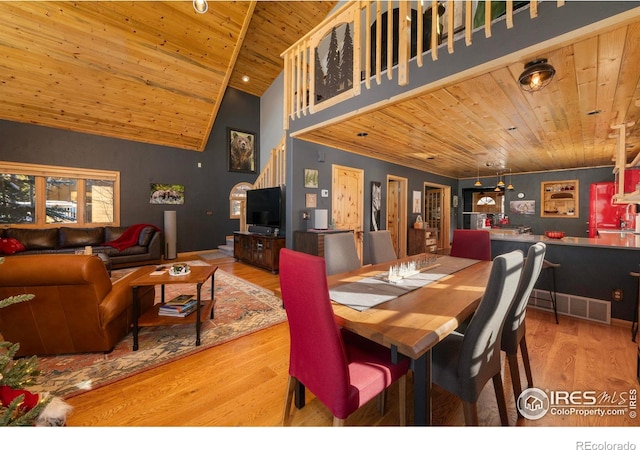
228, 128, 258, 173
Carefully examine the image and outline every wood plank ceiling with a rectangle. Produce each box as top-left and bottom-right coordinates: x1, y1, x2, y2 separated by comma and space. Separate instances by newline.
1, 2, 639, 181
0, 1, 336, 151
293, 7, 640, 180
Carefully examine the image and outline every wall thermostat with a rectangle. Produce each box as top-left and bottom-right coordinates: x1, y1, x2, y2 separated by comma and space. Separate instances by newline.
321, 189, 329, 197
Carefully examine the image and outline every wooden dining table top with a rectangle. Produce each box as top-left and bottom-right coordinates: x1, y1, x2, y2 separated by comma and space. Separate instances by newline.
327, 255, 493, 360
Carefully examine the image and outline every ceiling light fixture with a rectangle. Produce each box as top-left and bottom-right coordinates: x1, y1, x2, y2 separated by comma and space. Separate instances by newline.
497, 172, 505, 188
474, 163, 482, 187
193, 0, 208, 14
241, 75, 250, 83
507, 169, 515, 190
518, 58, 555, 92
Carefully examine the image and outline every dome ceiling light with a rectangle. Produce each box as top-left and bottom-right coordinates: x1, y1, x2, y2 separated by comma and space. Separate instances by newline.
518, 58, 556, 92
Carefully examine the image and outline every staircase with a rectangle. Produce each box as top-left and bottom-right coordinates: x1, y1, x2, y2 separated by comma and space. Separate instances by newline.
218, 235, 235, 257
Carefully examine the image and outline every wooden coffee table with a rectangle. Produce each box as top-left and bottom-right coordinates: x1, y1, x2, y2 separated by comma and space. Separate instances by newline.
129, 264, 218, 351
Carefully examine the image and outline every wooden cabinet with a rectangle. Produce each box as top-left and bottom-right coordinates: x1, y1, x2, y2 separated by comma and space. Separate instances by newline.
233, 232, 285, 273
408, 227, 438, 256
294, 229, 351, 257
541, 180, 579, 218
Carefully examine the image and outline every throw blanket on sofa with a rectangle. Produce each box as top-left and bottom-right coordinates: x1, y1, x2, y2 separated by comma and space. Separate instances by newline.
104, 223, 159, 251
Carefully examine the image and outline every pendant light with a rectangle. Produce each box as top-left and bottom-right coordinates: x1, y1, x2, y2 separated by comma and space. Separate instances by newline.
474, 163, 482, 187
507, 169, 515, 190
497, 172, 505, 188
519, 58, 555, 92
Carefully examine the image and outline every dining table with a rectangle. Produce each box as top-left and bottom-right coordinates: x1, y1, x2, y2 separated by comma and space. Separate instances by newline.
326, 253, 493, 426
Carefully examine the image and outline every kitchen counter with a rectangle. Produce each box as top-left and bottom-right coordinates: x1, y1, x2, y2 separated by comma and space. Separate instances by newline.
489, 231, 640, 323
490, 231, 640, 250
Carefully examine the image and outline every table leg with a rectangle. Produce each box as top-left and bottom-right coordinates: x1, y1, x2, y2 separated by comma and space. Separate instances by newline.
132, 286, 140, 351
195, 281, 203, 346
412, 351, 432, 426
210, 272, 215, 319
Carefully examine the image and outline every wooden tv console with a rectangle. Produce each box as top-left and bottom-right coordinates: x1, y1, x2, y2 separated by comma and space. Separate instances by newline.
233, 231, 285, 273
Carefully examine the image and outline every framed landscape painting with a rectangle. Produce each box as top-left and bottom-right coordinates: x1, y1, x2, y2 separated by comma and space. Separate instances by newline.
228, 128, 258, 174
150, 183, 184, 205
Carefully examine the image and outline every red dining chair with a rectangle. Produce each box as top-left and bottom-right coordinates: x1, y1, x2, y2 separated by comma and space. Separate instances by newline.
279, 248, 410, 426
449, 229, 492, 261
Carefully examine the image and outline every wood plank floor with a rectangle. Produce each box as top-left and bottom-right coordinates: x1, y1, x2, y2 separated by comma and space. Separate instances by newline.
64, 254, 639, 427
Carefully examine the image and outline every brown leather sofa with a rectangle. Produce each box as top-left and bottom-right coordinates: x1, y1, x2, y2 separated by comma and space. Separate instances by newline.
0, 225, 162, 269
0, 254, 156, 356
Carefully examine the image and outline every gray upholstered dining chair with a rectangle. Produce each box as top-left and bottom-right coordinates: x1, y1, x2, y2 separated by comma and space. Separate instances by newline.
368, 230, 397, 264
502, 242, 546, 411
431, 249, 524, 426
323, 232, 361, 276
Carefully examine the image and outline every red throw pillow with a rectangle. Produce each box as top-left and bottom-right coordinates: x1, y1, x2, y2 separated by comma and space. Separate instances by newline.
0, 238, 26, 255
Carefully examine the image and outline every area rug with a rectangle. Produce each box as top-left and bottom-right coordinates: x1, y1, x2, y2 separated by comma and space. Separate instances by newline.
31, 261, 286, 399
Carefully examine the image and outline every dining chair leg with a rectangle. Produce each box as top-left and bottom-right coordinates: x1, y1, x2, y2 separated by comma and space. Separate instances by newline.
282, 375, 296, 426
520, 338, 534, 389
507, 352, 523, 411
376, 390, 386, 415
399, 374, 407, 426
462, 401, 479, 426
333, 416, 346, 426
492, 373, 510, 426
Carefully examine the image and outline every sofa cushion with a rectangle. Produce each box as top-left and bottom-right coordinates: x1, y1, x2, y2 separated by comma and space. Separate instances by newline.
59, 227, 105, 248
137, 226, 155, 247
6, 228, 58, 250
0, 238, 26, 255
104, 226, 126, 243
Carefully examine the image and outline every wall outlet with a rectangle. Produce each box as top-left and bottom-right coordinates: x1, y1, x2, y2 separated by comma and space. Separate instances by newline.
321, 189, 329, 197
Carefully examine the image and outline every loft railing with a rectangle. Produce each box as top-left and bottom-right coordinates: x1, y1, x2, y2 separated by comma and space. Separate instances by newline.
281, 0, 565, 130
253, 134, 286, 190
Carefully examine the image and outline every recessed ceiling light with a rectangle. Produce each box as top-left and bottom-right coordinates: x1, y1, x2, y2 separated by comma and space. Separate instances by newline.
241, 75, 250, 83
357, 132, 368, 137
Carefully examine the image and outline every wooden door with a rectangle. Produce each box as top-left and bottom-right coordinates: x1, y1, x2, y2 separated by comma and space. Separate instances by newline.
387, 175, 407, 258
387, 179, 400, 257
332, 164, 364, 262
424, 183, 451, 253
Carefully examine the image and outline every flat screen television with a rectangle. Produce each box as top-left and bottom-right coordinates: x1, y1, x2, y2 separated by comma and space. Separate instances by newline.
246, 186, 282, 228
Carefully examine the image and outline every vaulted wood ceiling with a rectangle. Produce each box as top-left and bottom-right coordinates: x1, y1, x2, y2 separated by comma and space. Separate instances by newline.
0, 1, 336, 151
1, 2, 640, 181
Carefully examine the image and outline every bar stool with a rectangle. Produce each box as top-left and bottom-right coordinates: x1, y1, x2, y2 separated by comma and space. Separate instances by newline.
629, 271, 639, 342
541, 259, 560, 324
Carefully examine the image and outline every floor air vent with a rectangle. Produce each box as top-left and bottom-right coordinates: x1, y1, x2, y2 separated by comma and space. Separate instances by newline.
528, 289, 611, 324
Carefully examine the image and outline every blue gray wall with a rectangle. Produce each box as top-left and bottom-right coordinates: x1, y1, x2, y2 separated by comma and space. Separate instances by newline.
0, 87, 260, 254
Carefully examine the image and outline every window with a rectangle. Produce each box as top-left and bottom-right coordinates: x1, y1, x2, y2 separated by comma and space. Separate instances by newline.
0, 161, 120, 227
229, 182, 252, 219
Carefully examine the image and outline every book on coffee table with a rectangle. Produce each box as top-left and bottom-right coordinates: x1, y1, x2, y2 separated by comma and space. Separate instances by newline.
164, 294, 194, 306
158, 303, 197, 317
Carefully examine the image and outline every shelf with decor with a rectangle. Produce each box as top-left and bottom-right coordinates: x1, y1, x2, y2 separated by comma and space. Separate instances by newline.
541, 180, 579, 218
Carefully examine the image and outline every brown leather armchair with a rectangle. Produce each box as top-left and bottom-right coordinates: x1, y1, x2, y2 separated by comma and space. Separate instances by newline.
0, 254, 155, 356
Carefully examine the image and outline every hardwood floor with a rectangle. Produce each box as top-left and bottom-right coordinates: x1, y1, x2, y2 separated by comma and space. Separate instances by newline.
65, 254, 638, 428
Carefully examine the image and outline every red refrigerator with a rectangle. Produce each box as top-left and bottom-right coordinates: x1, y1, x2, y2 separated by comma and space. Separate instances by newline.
588, 180, 640, 237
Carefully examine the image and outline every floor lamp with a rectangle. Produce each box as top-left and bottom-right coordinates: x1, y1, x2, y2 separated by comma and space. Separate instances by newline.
164, 210, 177, 260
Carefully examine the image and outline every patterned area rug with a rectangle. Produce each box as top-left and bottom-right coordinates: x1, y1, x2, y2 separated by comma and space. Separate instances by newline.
32, 261, 285, 399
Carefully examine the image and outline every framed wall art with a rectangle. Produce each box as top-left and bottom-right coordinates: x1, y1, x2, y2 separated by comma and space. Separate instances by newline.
228, 128, 258, 174
150, 183, 184, 205
371, 181, 381, 231
304, 169, 319, 188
